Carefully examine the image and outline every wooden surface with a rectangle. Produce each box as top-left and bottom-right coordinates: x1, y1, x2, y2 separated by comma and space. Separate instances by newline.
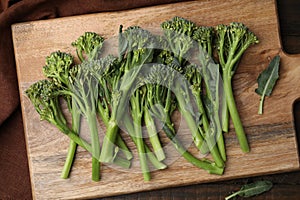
11, 0, 300, 199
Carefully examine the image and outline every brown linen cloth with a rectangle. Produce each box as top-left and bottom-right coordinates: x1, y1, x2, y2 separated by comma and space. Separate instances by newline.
0, 0, 185, 198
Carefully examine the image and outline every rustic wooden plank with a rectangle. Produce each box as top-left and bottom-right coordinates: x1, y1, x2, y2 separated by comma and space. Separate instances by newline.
11, 0, 300, 199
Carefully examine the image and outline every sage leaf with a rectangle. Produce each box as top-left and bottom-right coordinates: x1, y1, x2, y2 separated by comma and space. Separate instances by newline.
255, 55, 280, 114
225, 180, 273, 200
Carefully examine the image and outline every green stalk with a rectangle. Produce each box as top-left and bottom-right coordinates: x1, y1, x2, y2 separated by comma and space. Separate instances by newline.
134, 115, 150, 181
100, 63, 144, 163
99, 119, 119, 163
195, 96, 212, 153
131, 93, 150, 181
221, 95, 229, 132
145, 145, 167, 170
86, 112, 101, 181
163, 125, 224, 175
216, 31, 229, 133
123, 111, 166, 170
204, 134, 224, 168
176, 90, 208, 152
61, 123, 133, 170
258, 93, 265, 115
131, 136, 167, 170
198, 93, 224, 167
162, 75, 221, 169
61, 141, 77, 179
60, 104, 81, 179
65, 129, 92, 152
52, 114, 92, 153
223, 72, 249, 153
113, 156, 131, 169
160, 103, 223, 174
206, 73, 226, 162
220, 35, 242, 134
91, 157, 100, 181
115, 135, 133, 161
144, 108, 165, 161
97, 101, 133, 161
194, 91, 209, 132
97, 100, 109, 125
60, 120, 130, 170
216, 119, 226, 161
199, 51, 227, 162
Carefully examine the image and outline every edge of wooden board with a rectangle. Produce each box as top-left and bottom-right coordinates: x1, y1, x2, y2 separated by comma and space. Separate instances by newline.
11, 0, 300, 199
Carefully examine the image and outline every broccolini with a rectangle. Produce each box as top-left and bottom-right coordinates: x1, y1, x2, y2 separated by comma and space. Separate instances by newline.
215, 22, 259, 152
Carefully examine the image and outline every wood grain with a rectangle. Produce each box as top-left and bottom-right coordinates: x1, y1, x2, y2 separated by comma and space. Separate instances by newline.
11, 0, 300, 199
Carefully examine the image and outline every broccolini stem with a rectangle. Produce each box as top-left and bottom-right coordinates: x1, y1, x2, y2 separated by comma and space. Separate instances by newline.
97, 100, 133, 161
175, 89, 208, 152
131, 91, 151, 181
217, 30, 229, 133
221, 96, 229, 132
207, 41, 212, 58
204, 134, 224, 168
258, 93, 265, 115
99, 119, 119, 163
115, 135, 133, 161
145, 146, 167, 170
123, 115, 167, 170
86, 112, 101, 181
61, 104, 81, 179
101, 60, 145, 162
164, 85, 173, 113
47, 111, 92, 153
134, 115, 150, 181
223, 73, 250, 153
163, 125, 224, 175
144, 107, 165, 161
113, 156, 131, 169
193, 91, 210, 132
216, 119, 226, 162
92, 157, 100, 182
97, 100, 109, 125
61, 141, 77, 179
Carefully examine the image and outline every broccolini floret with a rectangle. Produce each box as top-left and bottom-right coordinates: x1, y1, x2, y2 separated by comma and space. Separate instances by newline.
192, 26, 214, 56
26, 79, 65, 126
43, 51, 75, 87
72, 32, 105, 62
25, 79, 92, 153
161, 16, 197, 66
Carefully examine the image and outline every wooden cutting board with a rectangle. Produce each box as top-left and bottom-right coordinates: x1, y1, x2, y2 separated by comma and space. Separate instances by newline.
12, 0, 300, 199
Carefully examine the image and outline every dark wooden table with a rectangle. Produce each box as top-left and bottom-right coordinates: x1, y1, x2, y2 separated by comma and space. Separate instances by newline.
99, 1, 300, 199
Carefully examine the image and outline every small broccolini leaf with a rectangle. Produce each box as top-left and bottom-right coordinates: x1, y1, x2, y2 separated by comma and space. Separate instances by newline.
225, 180, 273, 200
255, 55, 280, 115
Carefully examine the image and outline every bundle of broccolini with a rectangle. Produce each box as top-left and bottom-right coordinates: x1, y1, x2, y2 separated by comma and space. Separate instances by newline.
25, 16, 258, 181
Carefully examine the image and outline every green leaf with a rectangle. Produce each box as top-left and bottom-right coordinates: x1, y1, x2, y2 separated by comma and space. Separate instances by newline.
255, 55, 280, 114
225, 180, 273, 200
